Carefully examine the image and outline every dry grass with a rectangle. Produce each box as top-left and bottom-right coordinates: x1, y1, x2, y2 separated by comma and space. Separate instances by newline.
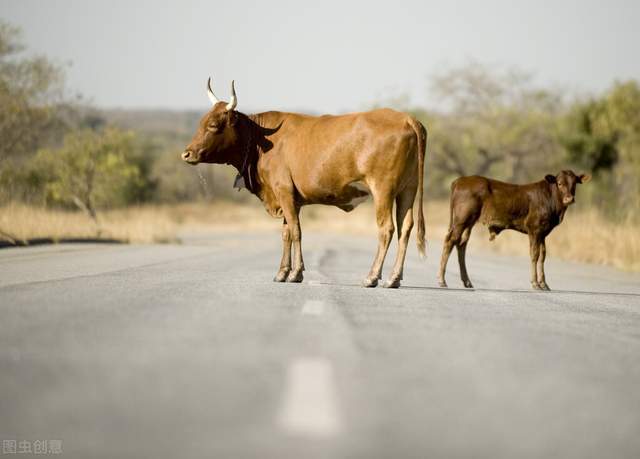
1, 200, 639, 271
0, 202, 178, 244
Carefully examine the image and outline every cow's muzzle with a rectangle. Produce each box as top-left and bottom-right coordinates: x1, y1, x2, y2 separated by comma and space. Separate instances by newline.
563, 196, 575, 205
182, 150, 199, 164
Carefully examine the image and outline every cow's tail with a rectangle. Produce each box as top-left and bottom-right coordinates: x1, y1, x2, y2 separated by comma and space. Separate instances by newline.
409, 117, 427, 259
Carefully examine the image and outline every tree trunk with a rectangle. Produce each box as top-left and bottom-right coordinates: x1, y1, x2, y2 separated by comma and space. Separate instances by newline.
71, 195, 101, 236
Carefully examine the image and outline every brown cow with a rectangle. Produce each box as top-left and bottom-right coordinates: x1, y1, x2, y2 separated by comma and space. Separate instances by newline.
182, 78, 427, 288
437, 171, 591, 290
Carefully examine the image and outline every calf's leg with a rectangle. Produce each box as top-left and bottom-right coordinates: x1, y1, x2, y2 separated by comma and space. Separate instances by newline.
437, 228, 456, 287
438, 224, 469, 287
438, 198, 479, 288
273, 220, 291, 282
363, 188, 395, 288
536, 239, 550, 290
528, 233, 542, 290
385, 185, 417, 288
456, 227, 473, 288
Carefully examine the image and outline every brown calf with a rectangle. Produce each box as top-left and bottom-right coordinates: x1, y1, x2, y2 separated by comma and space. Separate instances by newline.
437, 170, 591, 290
182, 78, 427, 288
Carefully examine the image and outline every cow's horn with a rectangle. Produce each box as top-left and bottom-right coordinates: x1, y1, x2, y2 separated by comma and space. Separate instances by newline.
226, 80, 237, 111
207, 77, 220, 105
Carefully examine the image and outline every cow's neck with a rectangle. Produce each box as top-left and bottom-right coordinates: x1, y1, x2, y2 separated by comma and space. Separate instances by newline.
229, 112, 284, 200
228, 114, 263, 196
549, 182, 568, 223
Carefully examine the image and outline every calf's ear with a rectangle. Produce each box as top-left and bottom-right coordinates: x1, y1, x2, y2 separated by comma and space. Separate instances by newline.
578, 173, 592, 184
545, 174, 556, 184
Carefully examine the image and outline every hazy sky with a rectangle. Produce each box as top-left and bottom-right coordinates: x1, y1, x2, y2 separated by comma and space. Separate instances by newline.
3, 0, 640, 113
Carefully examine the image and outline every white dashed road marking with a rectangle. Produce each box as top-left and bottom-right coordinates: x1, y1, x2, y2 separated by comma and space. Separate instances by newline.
278, 357, 342, 436
302, 300, 325, 315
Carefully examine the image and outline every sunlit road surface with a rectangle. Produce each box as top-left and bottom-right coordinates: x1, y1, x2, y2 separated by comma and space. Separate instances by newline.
1, 231, 639, 459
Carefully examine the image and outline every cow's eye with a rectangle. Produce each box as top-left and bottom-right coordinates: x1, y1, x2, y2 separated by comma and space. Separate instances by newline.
207, 123, 220, 132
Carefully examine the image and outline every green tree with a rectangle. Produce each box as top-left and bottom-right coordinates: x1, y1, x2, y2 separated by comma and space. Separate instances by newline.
34, 128, 142, 223
561, 81, 640, 214
0, 20, 70, 162
562, 100, 618, 174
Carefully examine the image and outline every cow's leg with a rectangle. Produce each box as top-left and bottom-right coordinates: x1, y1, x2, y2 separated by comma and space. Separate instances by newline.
283, 208, 304, 283
456, 227, 473, 288
537, 239, 550, 290
276, 186, 305, 283
286, 215, 304, 283
529, 233, 542, 290
273, 219, 291, 282
384, 186, 417, 288
363, 189, 395, 288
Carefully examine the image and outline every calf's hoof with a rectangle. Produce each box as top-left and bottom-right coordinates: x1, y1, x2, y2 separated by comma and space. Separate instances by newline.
531, 282, 543, 290
362, 276, 379, 288
286, 270, 304, 283
273, 269, 290, 282
463, 280, 474, 289
437, 279, 448, 288
383, 277, 401, 289
539, 282, 551, 291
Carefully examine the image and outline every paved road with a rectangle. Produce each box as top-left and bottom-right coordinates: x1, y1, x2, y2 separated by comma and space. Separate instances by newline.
1, 232, 639, 458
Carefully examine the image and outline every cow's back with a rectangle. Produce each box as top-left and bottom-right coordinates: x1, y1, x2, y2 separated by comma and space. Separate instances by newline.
262, 108, 417, 203
286, 108, 413, 168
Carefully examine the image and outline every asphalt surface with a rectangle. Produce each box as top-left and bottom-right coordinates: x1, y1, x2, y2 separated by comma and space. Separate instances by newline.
1, 231, 639, 458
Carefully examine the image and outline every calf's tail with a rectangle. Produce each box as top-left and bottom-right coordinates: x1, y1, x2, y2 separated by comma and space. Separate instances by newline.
409, 117, 427, 259
445, 179, 456, 239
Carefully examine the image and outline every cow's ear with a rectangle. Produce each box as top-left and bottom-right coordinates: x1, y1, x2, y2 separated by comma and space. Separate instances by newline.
545, 174, 556, 184
578, 173, 591, 184
227, 110, 238, 126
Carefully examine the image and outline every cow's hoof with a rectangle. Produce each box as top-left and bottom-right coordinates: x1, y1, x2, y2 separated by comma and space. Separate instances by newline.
383, 277, 401, 289
463, 280, 474, 288
437, 279, 448, 288
273, 269, 290, 282
362, 277, 378, 288
531, 282, 542, 290
286, 270, 303, 283
539, 282, 551, 291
